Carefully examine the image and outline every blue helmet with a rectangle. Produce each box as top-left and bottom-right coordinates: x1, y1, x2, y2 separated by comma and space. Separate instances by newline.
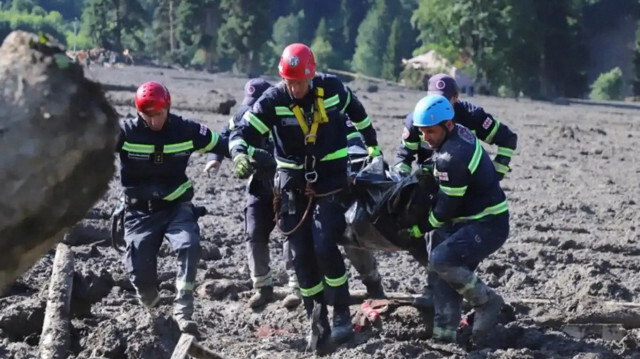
412, 94, 454, 127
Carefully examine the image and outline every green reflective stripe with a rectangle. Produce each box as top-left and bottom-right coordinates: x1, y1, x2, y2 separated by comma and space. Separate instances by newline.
340, 90, 351, 113
122, 141, 154, 154
468, 140, 482, 174
176, 280, 194, 292
275, 106, 295, 116
497, 147, 514, 158
276, 159, 303, 170
453, 200, 508, 223
324, 94, 340, 108
403, 140, 419, 150
320, 147, 348, 161
244, 112, 269, 135
352, 116, 371, 130
163, 180, 192, 201
300, 282, 324, 297
229, 138, 248, 150
433, 326, 457, 339
485, 120, 501, 144
440, 185, 467, 197
494, 162, 510, 174
411, 225, 422, 238
200, 132, 219, 152
324, 273, 348, 287
228, 116, 235, 130
247, 146, 256, 157
347, 132, 361, 140
429, 212, 444, 228
164, 141, 194, 154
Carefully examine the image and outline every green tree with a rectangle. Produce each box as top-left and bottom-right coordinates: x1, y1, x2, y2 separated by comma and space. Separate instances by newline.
381, 18, 402, 81
590, 67, 624, 101
632, 21, 640, 97
311, 18, 338, 71
81, 0, 146, 51
217, 0, 272, 74
262, 10, 304, 73
352, 0, 395, 77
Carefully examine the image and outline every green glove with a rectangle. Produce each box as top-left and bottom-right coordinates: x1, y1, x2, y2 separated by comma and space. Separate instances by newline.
394, 162, 412, 174
233, 153, 255, 179
367, 145, 382, 157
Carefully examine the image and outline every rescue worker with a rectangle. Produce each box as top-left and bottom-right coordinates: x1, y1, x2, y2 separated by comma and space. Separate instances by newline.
229, 43, 382, 353
208, 80, 385, 310
405, 94, 508, 344
205, 78, 303, 309
116, 81, 227, 333
394, 74, 517, 178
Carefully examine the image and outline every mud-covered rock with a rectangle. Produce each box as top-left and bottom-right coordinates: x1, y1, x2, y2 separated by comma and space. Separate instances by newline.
0, 31, 118, 291
196, 279, 239, 300
0, 297, 45, 341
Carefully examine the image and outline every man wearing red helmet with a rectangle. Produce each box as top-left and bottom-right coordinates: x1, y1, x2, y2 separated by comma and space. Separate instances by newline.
116, 81, 227, 333
229, 43, 381, 353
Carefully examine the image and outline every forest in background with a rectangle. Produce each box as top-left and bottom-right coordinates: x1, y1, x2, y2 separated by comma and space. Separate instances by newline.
1, 0, 640, 100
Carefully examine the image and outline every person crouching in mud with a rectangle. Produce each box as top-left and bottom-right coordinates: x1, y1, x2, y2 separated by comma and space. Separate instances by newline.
115, 81, 227, 333
403, 94, 509, 344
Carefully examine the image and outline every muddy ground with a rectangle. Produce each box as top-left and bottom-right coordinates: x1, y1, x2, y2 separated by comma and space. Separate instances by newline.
1, 64, 640, 359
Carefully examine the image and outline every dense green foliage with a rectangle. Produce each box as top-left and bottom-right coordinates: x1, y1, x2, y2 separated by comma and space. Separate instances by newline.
0, 0, 638, 99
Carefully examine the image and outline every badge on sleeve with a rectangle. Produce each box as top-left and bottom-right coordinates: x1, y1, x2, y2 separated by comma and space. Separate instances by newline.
199, 124, 208, 136
482, 117, 493, 129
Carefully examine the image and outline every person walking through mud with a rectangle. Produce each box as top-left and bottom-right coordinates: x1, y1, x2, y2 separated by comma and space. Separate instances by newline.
403, 94, 509, 345
116, 81, 227, 333
205, 79, 386, 311
228, 43, 382, 354
204, 78, 304, 309
394, 74, 517, 178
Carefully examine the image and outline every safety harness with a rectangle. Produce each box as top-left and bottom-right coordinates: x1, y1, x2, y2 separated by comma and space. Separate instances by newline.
274, 86, 342, 235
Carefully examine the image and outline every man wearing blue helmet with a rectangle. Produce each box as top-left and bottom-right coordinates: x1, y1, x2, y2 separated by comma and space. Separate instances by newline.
394, 74, 517, 178
406, 94, 509, 344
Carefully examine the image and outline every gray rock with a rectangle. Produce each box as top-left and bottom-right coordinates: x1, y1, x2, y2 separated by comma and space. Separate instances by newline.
0, 31, 119, 291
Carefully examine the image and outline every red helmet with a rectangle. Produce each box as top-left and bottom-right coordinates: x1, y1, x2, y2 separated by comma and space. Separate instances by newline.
278, 43, 316, 80
135, 81, 171, 113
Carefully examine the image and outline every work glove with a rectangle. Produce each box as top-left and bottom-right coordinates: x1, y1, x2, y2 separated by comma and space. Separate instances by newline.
399, 220, 433, 240
233, 153, 255, 179
367, 145, 382, 158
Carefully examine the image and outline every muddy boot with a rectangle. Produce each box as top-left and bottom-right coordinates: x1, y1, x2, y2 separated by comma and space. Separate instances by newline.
248, 286, 274, 308
138, 289, 160, 309
330, 306, 353, 344
282, 290, 302, 309
363, 278, 386, 299
471, 288, 504, 337
307, 302, 334, 356
432, 326, 457, 343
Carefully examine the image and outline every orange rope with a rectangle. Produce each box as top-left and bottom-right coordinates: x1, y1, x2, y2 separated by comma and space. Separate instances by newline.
274, 183, 343, 236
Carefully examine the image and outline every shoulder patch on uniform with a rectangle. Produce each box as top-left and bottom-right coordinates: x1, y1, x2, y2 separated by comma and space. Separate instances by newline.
402, 127, 410, 140
482, 117, 493, 129
458, 126, 475, 144
199, 124, 208, 136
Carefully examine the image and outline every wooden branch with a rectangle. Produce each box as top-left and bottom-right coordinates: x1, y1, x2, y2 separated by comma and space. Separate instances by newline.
39, 243, 75, 359
171, 334, 229, 359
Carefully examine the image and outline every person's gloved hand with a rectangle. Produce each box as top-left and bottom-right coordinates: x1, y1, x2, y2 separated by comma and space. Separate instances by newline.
204, 160, 222, 175
367, 145, 382, 158
399, 221, 433, 240
233, 153, 255, 179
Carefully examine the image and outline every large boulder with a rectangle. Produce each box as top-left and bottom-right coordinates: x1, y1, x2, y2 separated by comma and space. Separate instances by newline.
0, 31, 119, 291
